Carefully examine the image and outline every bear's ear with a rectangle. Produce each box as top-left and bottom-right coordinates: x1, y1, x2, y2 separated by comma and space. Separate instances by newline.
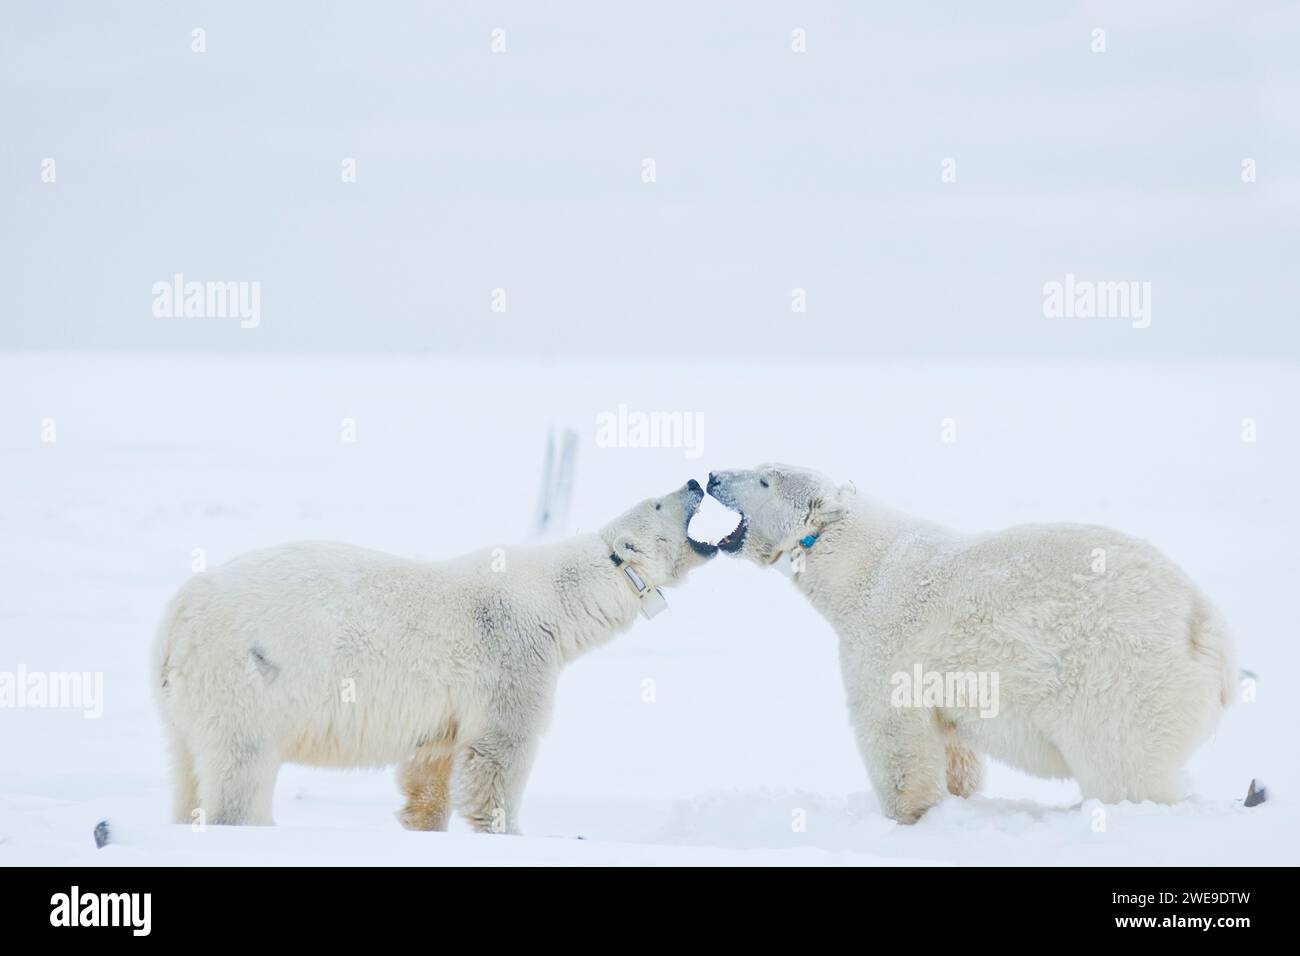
809, 486, 850, 528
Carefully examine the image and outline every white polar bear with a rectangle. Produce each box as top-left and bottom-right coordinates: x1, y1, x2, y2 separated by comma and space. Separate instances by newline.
153, 480, 716, 832
707, 464, 1236, 824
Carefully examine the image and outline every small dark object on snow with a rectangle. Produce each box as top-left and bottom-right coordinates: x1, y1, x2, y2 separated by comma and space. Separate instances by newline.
1244, 779, 1267, 807
93, 819, 112, 848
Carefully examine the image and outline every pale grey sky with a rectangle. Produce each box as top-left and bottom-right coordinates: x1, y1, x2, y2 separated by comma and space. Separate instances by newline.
3, 0, 1297, 356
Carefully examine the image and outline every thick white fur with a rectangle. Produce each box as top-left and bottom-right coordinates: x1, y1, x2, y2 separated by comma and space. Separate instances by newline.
708, 464, 1236, 824
153, 482, 712, 832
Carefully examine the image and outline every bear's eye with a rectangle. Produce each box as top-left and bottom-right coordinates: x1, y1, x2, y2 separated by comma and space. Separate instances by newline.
655, 503, 661, 511
625, 542, 638, 552
759, 478, 770, 488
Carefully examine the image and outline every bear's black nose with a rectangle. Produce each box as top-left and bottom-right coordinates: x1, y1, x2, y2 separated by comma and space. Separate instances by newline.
686, 478, 702, 494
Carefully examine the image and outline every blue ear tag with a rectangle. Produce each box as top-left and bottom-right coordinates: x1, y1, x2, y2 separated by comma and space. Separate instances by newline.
800, 534, 818, 549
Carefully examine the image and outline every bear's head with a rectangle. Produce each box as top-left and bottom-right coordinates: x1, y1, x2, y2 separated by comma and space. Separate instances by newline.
599, 479, 716, 589
705, 463, 849, 567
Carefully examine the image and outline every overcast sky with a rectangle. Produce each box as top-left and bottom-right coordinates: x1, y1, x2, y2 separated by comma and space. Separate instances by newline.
3, 1, 1297, 357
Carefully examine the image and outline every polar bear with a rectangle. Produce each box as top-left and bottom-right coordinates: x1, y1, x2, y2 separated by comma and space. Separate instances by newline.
153, 480, 716, 832
707, 464, 1236, 824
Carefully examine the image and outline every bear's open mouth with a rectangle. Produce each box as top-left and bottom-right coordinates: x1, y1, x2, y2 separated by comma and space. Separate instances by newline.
716, 513, 748, 553
685, 494, 718, 557
688, 536, 718, 557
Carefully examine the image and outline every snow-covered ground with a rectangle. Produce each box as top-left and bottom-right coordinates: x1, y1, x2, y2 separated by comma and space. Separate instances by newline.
1, 353, 1295, 865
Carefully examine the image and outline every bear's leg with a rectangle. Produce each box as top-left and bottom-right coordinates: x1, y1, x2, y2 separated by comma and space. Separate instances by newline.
167, 733, 200, 824
944, 737, 985, 798
455, 730, 539, 835
197, 743, 279, 826
855, 707, 948, 824
397, 750, 455, 831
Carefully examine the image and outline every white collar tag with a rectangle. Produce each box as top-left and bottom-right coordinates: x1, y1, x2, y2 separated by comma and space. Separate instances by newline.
774, 552, 797, 578
638, 585, 669, 619
773, 536, 816, 579
622, 564, 668, 620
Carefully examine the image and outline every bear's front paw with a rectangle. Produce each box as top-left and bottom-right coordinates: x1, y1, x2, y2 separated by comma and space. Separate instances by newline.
395, 806, 445, 832
892, 803, 930, 825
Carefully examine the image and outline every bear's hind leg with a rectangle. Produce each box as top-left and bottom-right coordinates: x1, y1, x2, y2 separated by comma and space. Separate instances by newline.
167, 733, 200, 824
197, 743, 279, 826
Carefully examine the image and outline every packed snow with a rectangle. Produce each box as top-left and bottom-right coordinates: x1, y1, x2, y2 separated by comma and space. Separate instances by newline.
1, 354, 1295, 865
